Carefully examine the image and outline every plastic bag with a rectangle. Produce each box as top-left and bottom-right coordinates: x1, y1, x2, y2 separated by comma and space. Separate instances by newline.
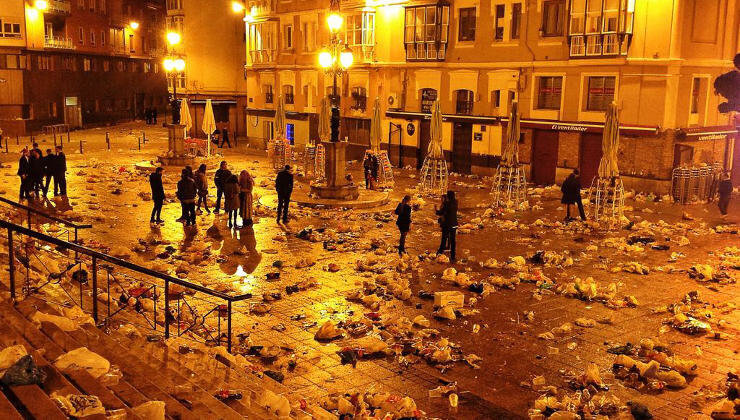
1, 355, 47, 386
52, 393, 105, 417
54, 347, 110, 379
132, 401, 166, 420
0, 345, 28, 372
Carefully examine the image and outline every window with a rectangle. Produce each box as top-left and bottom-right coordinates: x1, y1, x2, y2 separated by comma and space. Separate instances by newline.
302, 21, 317, 52
100, 0, 106, 13
264, 85, 273, 104
284, 24, 293, 49
351, 87, 367, 112
404, 5, 450, 61
541, 0, 565, 36
492, 90, 501, 108
167, 0, 182, 10
511, 3, 522, 39
283, 85, 294, 104
0, 20, 22, 38
116, 60, 124, 71
537, 76, 562, 109
169, 16, 184, 35
83, 58, 91, 71
129, 34, 134, 53
100, 31, 105, 46
455, 90, 474, 115
37, 55, 52, 71
144, 62, 151, 73
690, 78, 701, 114
286, 123, 295, 145
248, 22, 277, 63
494, 5, 505, 41
78, 27, 84, 44
49, 102, 57, 118
458, 7, 476, 41
569, 0, 635, 57
585, 76, 615, 111
103, 60, 110, 71
90, 31, 95, 46
346, 12, 375, 47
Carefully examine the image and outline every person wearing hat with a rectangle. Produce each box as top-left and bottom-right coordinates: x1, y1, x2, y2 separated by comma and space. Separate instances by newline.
275, 165, 294, 224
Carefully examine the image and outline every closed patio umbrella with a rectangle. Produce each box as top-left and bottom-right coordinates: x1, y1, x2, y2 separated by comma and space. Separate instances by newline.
598, 102, 620, 178
502, 100, 521, 165
428, 99, 443, 159
180, 99, 193, 138
369, 97, 382, 150
275, 96, 286, 140
202, 99, 216, 157
318, 97, 330, 144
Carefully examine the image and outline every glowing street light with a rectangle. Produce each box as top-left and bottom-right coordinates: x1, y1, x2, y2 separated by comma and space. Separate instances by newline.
34, 0, 48, 10
231, 1, 245, 13
340, 47, 353, 69
318, 50, 333, 68
327, 13, 343, 33
166, 31, 181, 46
129, 21, 139, 30
164, 57, 186, 123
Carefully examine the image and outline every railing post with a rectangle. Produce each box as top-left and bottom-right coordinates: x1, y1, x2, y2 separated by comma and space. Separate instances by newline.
106, 132, 110, 150
164, 280, 170, 339
26, 209, 31, 228
74, 228, 79, 261
153, 285, 157, 331
92, 256, 98, 323
79, 139, 83, 154
8, 229, 15, 301
227, 300, 232, 353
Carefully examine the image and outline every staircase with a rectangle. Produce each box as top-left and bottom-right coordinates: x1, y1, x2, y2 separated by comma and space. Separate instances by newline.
0, 294, 309, 419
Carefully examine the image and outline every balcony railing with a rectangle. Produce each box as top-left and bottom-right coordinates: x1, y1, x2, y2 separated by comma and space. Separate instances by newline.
46, 0, 72, 15
569, 33, 628, 57
249, 49, 277, 65
44, 36, 75, 50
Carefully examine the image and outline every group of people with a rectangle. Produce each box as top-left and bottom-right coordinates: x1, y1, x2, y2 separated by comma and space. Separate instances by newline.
143, 108, 159, 125
17, 143, 67, 201
148, 160, 256, 228
394, 190, 459, 262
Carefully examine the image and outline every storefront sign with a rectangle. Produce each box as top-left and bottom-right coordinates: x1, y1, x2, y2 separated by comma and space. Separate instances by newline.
421, 89, 437, 113
679, 125, 738, 142
550, 123, 589, 132
406, 123, 415, 136
473, 133, 483, 141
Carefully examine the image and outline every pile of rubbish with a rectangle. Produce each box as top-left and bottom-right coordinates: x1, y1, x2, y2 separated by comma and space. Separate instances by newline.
653, 291, 733, 338
557, 277, 638, 309
609, 339, 697, 390
318, 386, 422, 419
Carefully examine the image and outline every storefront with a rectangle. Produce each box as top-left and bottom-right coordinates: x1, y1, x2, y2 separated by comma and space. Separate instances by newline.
675, 125, 738, 182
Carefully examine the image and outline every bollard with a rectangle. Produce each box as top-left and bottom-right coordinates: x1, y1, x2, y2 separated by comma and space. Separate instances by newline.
16, 135, 20, 145
5, 137, 8, 153
106, 132, 110, 150
53, 130, 57, 146
142, 131, 147, 143
138, 136, 141, 151
79, 139, 83, 154
67, 128, 70, 143
30, 134, 34, 143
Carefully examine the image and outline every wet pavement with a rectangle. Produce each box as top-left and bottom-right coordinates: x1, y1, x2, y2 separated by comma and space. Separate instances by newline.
0, 122, 738, 419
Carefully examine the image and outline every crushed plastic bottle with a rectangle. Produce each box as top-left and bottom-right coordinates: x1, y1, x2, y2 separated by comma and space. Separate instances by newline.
449, 393, 458, 408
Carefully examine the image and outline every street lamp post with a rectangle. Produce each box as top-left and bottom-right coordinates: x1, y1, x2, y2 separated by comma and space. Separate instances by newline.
310, 0, 359, 200
164, 31, 183, 124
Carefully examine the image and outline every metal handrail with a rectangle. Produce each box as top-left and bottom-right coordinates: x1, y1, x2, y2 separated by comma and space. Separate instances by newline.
0, 196, 92, 231
2, 220, 250, 352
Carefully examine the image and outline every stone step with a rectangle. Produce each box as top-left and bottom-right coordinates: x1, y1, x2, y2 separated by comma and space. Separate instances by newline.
0, 391, 23, 420
4, 385, 68, 420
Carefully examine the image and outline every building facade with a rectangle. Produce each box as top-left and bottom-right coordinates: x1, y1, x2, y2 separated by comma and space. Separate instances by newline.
164, 0, 248, 140
0, 0, 168, 135
241, 0, 738, 192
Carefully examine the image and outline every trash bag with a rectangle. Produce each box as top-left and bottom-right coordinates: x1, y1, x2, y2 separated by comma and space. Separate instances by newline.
54, 347, 110, 379
0, 345, 28, 372
52, 393, 105, 417
1, 355, 47, 386
627, 401, 653, 419
132, 401, 166, 420
264, 370, 284, 383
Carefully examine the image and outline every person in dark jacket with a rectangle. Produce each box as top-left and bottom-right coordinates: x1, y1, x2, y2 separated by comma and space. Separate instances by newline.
436, 190, 458, 262
394, 195, 412, 255
29, 149, 44, 198
718, 172, 733, 220
275, 165, 294, 224
195, 164, 210, 214
17, 148, 31, 201
54, 145, 67, 196
214, 161, 231, 213
42, 149, 55, 197
149, 167, 165, 224
176, 168, 197, 226
224, 174, 240, 228
220, 128, 231, 148
561, 169, 585, 221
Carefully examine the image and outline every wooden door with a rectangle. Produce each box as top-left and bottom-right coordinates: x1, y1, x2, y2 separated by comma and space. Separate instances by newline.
417, 120, 431, 169
531, 129, 558, 185
579, 133, 603, 187
452, 122, 472, 174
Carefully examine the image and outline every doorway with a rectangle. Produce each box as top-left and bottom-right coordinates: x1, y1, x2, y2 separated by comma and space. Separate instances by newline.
418, 120, 431, 169
531, 129, 558, 185
673, 144, 694, 168
579, 133, 603, 187
452, 122, 472, 174
64, 96, 82, 128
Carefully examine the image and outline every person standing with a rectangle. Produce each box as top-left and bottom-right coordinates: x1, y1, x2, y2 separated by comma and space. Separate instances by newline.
363, 154, 374, 189
195, 164, 211, 215
176, 168, 197, 226
29, 149, 44, 198
42, 148, 55, 197
718, 172, 733, 220
214, 161, 231, 213
17, 149, 31, 201
220, 127, 231, 148
394, 195, 412, 255
149, 167, 165, 224
275, 165, 294, 224
561, 169, 585, 221
152, 108, 158, 124
436, 190, 458, 263
54, 145, 67, 196
239, 169, 254, 226
224, 174, 240, 228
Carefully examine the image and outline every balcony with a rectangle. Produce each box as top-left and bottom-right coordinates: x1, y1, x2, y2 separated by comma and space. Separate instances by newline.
348, 45, 374, 63
569, 33, 628, 57
249, 49, 276, 65
45, 0, 71, 15
44, 36, 75, 50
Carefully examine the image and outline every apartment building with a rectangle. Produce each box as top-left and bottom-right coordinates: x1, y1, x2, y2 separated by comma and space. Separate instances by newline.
165, 0, 248, 139
0, 0, 168, 135
242, 0, 738, 192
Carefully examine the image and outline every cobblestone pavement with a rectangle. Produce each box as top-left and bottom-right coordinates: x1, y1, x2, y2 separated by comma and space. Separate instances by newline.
0, 122, 737, 419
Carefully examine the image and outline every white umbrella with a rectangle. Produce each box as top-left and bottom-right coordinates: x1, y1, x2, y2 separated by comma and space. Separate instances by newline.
318, 97, 330, 144
370, 97, 382, 151
180, 99, 193, 138
598, 102, 620, 178
202, 99, 217, 157
275, 96, 286, 140
428, 100, 443, 159
502, 100, 521, 165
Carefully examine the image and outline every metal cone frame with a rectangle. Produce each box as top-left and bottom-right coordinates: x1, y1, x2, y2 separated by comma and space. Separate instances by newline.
492, 100, 527, 208
588, 102, 625, 227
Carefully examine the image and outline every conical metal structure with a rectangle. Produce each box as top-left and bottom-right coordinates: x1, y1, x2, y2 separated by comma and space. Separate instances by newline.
272, 95, 291, 170
363, 97, 394, 188
492, 100, 527, 208
419, 100, 448, 194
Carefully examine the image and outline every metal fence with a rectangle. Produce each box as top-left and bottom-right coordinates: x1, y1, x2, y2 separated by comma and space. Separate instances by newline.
0, 196, 92, 245
670, 163, 723, 204
1, 220, 251, 352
